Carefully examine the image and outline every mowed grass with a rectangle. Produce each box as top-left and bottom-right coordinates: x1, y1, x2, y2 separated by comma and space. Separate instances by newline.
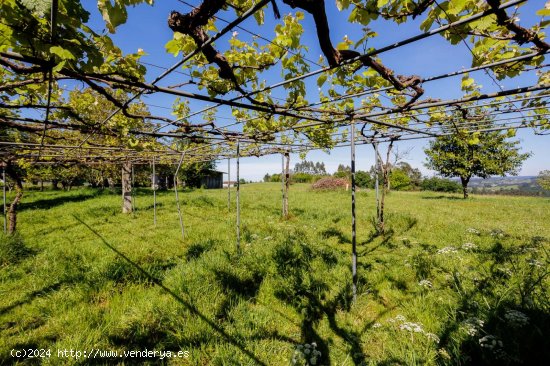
1, 183, 549, 365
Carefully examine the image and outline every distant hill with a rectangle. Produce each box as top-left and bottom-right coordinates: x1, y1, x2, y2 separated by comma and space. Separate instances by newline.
464, 176, 549, 196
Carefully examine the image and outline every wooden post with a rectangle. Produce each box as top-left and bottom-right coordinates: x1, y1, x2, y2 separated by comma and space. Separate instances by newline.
351, 121, 357, 302
122, 161, 132, 214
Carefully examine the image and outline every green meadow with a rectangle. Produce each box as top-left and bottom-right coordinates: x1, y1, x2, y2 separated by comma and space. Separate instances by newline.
1, 183, 549, 365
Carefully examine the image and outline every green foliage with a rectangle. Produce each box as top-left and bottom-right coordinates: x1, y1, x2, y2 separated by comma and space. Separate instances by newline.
425, 120, 530, 196
98, 0, 154, 34
178, 160, 216, 188
421, 177, 462, 193
389, 168, 411, 191
294, 160, 327, 175
355, 170, 372, 188
537, 170, 550, 191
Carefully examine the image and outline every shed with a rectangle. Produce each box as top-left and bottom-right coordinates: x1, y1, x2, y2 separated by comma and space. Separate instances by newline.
200, 170, 224, 189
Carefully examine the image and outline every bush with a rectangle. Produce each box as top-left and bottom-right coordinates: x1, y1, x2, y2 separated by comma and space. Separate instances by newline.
355, 171, 372, 188
390, 169, 412, 191
311, 177, 349, 190
421, 177, 461, 193
292, 173, 315, 183
0, 234, 35, 266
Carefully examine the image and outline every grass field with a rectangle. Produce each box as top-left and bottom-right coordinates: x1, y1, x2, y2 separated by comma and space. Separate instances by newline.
1, 183, 549, 365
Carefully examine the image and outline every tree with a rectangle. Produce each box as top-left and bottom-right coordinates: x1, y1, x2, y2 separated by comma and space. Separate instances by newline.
294, 160, 326, 175
334, 164, 351, 179
538, 170, 550, 191
425, 129, 530, 198
389, 169, 411, 191
355, 171, 372, 188
395, 162, 422, 189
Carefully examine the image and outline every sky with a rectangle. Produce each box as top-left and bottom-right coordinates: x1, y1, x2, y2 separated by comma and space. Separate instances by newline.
83, 0, 549, 181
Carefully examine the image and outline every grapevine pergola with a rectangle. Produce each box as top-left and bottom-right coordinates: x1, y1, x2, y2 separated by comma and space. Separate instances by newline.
1, 0, 549, 298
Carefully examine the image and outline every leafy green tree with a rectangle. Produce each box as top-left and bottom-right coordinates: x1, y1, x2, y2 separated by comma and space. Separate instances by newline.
395, 162, 422, 189
538, 170, 550, 191
425, 129, 530, 198
421, 177, 461, 193
334, 164, 351, 179
389, 169, 411, 191
355, 171, 372, 188
178, 160, 217, 188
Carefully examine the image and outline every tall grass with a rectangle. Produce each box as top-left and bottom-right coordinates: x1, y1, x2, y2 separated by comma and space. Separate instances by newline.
0, 184, 548, 365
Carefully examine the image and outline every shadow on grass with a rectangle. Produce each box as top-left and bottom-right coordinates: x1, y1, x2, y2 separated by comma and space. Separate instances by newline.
185, 239, 217, 261
0, 282, 63, 316
19, 190, 103, 211
213, 268, 264, 322
435, 235, 550, 365
421, 195, 464, 200
139, 202, 164, 211
271, 238, 374, 365
72, 215, 268, 366
322, 227, 351, 244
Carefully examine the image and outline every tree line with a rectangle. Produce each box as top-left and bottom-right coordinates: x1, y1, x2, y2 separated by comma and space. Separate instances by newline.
263, 159, 463, 193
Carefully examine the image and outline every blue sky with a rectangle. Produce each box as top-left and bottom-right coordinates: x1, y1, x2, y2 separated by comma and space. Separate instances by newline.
84, 1, 549, 181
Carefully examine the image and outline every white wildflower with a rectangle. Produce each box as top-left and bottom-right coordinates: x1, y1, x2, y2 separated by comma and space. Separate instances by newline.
504, 310, 529, 327
479, 335, 503, 350
400, 322, 424, 333
395, 315, 406, 322
373, 322, 382, 328
263, 236, 273, 241
462, 242, 477, 250
490, 229, 506, 238
426, 332, 440, 343
527, 259, 543, 268
437, 246, 458, 255
462, 317, 484, 336
466, 228, 480, 235
419, 279, 433, 289
292, 343, 320, 365
496, 267, 513, 277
